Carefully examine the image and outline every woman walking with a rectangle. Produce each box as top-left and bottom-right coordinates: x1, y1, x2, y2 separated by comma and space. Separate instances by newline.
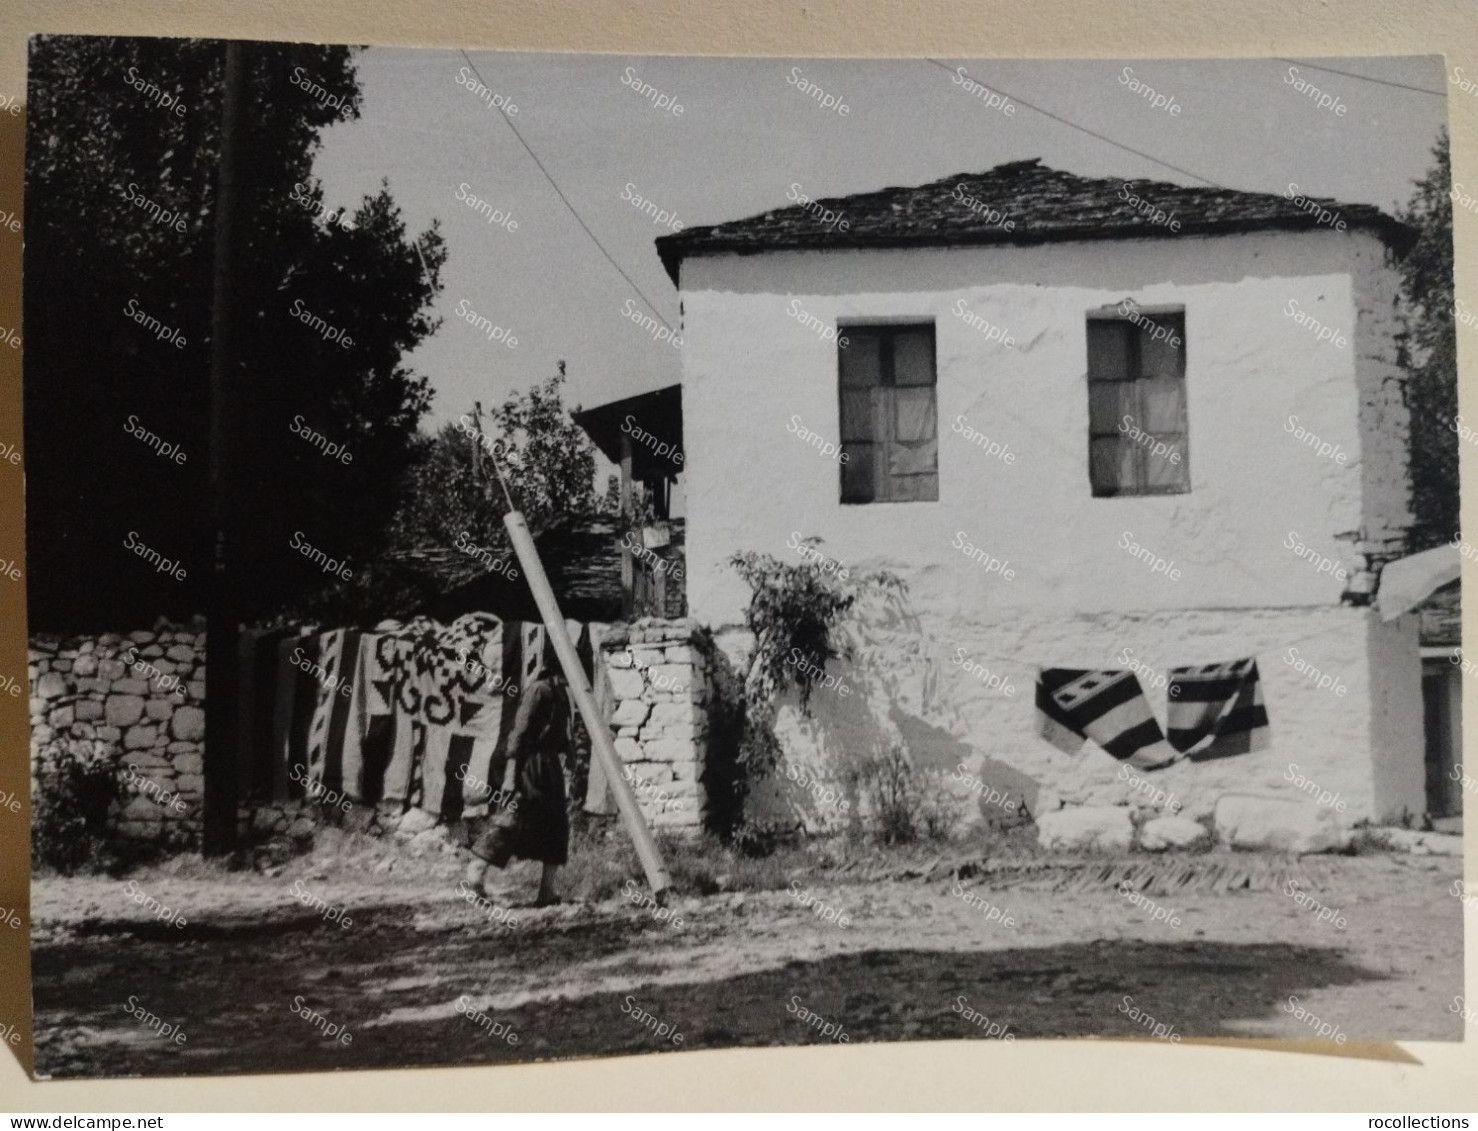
466, 637, 573, 906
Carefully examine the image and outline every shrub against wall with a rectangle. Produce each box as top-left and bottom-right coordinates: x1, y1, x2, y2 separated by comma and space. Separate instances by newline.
31, 737, 125, 873
29, 620, 206, 851
720, 543, 910, 847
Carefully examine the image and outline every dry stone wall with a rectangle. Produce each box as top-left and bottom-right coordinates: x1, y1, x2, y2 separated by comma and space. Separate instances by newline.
597, 618, 711, 829
29, 621, 206, 845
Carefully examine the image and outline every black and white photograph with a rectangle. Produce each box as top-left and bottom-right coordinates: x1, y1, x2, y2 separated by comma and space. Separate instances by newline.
19, 36, 1465, 1078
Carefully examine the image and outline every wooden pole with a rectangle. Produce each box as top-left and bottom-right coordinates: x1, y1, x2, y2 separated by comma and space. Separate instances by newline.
459, 406, 669, 894
584, 653, 615, 816
619, 431, 634, 618
502, 510, 671, 897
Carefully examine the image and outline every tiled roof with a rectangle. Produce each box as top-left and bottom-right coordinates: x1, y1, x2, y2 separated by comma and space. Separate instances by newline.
407, 515, 687, 625
388, 514, 630, 623
655, 158, 1413, 284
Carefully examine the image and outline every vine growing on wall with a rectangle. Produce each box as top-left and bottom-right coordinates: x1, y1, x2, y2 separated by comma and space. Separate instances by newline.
727, 539, 903, 778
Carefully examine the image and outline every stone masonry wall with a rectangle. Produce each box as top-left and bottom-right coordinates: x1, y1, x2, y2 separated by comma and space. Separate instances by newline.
597, 618, 711, 829
29, 620, 206, 845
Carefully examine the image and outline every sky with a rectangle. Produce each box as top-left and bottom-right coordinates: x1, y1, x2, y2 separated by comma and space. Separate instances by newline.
311, 51, 1449, 429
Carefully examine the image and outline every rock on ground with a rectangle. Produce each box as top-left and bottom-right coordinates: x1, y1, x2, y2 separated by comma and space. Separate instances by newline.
1140, 815, 1210, 852
1213, 794, 1349, 854
1036, 806, 1133, 852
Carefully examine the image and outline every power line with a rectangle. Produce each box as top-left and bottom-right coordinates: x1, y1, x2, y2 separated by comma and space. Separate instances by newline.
457, 48, 676, 332
1275, 57, 1446, 97
925, 58, 1221, 188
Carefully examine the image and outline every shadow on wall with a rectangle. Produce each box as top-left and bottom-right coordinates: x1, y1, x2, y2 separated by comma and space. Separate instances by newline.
739, 584, 1043, 834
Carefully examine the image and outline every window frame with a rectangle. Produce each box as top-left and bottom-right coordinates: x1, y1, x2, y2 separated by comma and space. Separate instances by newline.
837, 320, 939, 506
1085, 303, 1189, 499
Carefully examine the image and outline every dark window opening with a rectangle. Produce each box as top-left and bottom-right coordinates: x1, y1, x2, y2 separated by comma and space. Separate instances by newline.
839, 323, 938, 504
1087, 307, 1188, 497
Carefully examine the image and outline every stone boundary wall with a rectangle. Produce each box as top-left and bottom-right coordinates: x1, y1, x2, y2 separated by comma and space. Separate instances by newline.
29, 621, 206, 845
596, 618, 711, 829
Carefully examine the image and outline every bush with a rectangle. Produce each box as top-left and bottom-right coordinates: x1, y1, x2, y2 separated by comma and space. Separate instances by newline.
32, 738, 124, 874
726, 814, 800, 859
701, 664, 782, 843
729, 541, 902, 722
720, 540, 902, 844
853, 744, 960, 846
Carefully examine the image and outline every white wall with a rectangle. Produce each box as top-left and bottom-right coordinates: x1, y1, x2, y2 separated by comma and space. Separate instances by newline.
676, 228, 1421, 828
1367, 611, 1426, 821
723, 603, 1406, 827
679, 229, 1398, 626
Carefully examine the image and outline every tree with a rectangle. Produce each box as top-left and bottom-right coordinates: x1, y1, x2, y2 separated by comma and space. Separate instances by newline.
23, 36, 444, 629
1395, 127, 1458, 550
349, 367, 599, 619
482, 363, 599, 531
389, 365, 598, 542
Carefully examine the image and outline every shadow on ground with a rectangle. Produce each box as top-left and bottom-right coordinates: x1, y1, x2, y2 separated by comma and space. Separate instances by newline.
29, 898, 1423, 1078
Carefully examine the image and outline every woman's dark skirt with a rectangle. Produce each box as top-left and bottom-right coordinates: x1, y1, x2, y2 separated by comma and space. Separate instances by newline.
471, 744, 569, 867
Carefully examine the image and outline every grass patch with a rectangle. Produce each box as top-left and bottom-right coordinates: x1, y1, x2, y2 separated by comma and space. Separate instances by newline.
559, 818, 862, 903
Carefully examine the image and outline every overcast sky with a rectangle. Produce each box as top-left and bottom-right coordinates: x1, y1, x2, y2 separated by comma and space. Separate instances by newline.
312, 52, 1448, 428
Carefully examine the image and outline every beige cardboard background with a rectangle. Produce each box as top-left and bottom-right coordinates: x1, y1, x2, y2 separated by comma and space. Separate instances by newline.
0, 0, 1473, 1111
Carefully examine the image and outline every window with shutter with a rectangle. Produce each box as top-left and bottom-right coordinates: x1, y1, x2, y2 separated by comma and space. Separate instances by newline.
839, 323, 938, 503
1086, 307, 1188, 497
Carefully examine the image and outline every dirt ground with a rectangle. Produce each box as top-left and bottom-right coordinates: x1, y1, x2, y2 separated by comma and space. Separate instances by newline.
27, 833, 1466, 1079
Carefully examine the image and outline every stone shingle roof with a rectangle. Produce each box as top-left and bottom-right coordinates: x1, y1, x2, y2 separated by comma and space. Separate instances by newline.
404, 515, 688, 625
655, 158, 1413, 284
388, 514, 632, 623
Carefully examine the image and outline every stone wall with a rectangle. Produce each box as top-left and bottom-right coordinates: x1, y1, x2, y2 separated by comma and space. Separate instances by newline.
597, 618, 711, 829
29, 621, 206, 845
1350, 231, 1414, 549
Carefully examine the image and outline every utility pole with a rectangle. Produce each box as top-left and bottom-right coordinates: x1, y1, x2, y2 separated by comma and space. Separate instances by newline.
203, 40, 246, 855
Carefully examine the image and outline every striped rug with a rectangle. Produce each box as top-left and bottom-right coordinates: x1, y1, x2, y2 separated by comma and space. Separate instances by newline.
272, 615, 516, 818
1036, 667, 1179, 770
1165, 658, 1270, 760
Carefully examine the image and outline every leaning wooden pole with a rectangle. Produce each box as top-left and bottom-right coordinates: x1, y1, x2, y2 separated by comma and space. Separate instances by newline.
501, 509, 672, 898
451, 381, 669, 892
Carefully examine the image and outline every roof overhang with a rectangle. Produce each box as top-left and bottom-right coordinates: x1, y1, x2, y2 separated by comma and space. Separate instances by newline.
656, 217, 1415, 288
572, 384, 684, 479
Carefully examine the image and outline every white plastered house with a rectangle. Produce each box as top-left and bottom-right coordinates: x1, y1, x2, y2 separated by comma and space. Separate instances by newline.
647, 158, 1452, 834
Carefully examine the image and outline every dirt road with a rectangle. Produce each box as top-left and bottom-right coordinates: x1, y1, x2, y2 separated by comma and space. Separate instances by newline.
27, 842, 1464, 1078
